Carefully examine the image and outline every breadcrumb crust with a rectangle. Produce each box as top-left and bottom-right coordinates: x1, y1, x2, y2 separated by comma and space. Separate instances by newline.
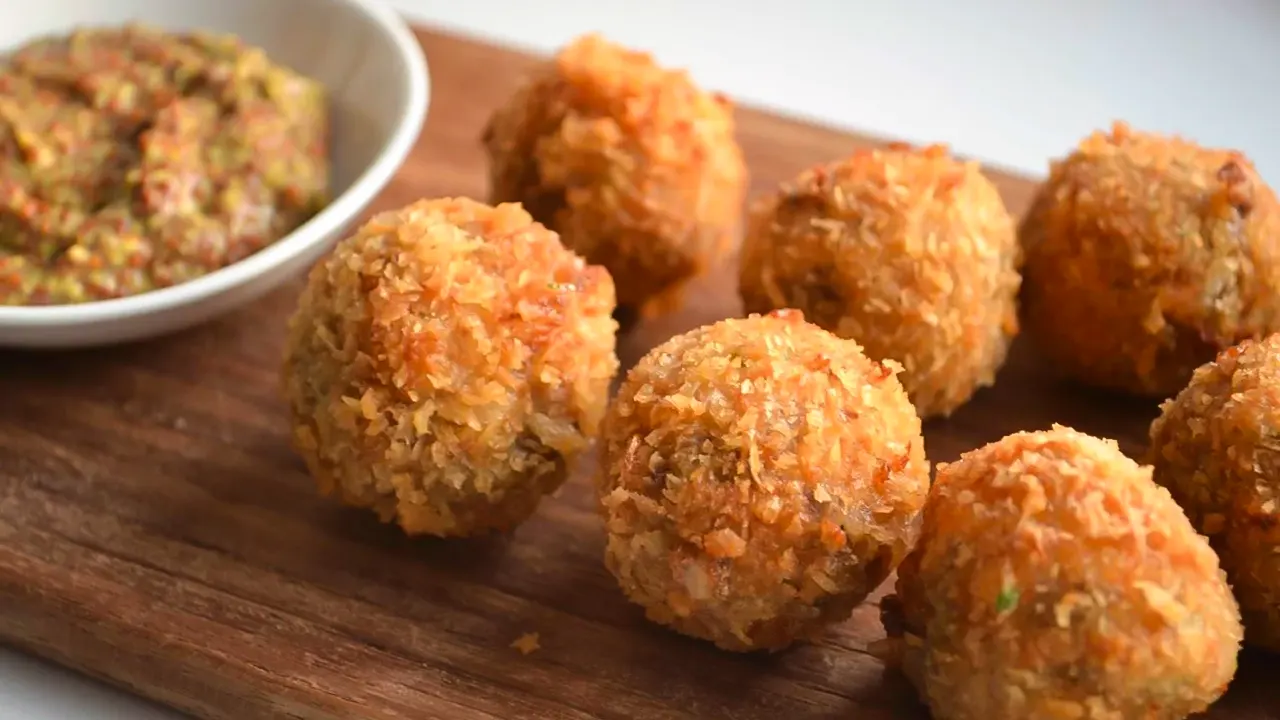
483, 33, 748, 315
282, 197, 619, 537
597, 310, 929, 651
888, 425, 1242, 720
1020, 121, 1280, 397
739, 143, 1021, 418
1148, 333, 1280, 651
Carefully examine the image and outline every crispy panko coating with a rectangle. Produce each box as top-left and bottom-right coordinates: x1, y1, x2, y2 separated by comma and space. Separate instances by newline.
282, 198, 619, 537
1148, 334, 1280, 651
739, 144, 1021, 418
1021, 121, 1280, 397
597, 310, 929, 651
885, 426, 1242, 720
482, 33, 747, 316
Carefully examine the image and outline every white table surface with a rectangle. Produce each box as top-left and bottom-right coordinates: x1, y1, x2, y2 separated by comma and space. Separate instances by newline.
4, 0, 1279, 718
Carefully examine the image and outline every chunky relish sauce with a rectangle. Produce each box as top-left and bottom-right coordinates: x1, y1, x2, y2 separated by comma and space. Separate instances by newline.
0, 25, 330, 305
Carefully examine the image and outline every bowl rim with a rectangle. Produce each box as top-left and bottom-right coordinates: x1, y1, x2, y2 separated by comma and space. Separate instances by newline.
0, 0, 430, 328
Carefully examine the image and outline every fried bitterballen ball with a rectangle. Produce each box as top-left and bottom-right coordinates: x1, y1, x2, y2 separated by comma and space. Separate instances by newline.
884, 426, 1242, 720
597, 310, 930, 652
1148, 333, 1280, 651
282, 198, 619, 538
1021, 121, 1280, 397
739, 144, 1021, 418
482, 33, 748, 317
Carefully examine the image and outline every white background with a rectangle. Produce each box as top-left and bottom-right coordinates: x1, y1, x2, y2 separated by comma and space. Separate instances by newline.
4, 0, 1279, 718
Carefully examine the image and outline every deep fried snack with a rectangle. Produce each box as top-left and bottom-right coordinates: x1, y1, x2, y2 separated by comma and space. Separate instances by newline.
282, 198, 619, 537
739, 144, 1021, 418
1020, 121, 1280, 397
598, 310, 929, 651
885, 426, 1242, 720
1148, 334, 1280, 651
482, 34, 747, 316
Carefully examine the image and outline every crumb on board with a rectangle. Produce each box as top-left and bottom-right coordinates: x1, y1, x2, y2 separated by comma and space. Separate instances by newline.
510, 632, 541, 655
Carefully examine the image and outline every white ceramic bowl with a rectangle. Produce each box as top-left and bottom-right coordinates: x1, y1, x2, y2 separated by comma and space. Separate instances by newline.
0, 0, 429, 348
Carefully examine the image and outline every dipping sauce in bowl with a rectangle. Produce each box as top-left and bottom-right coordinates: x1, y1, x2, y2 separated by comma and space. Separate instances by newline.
0, 24, 330, 305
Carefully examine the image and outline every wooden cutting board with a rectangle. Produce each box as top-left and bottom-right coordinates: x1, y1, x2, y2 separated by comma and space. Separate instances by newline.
0, 25, 1275, 720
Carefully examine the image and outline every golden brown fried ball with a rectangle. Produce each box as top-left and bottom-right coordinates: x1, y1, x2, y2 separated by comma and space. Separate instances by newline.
597, 309, 929, 652
885, 425, 1242, 720
482, 33, 748, 317
282, 198, 619, 538
1021, 121, 1280, 398
1148, 334, 1280, 652
739, 144, 1021, 418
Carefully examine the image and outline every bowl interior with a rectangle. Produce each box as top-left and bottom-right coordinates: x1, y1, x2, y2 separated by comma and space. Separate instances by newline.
1, 0, 414, 198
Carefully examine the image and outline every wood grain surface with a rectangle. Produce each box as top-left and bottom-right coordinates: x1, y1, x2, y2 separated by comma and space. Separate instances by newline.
1, 25, 1276, 720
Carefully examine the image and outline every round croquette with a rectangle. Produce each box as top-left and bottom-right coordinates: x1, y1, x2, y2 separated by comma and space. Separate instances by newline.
597, 309, 930, 652
1020, 121, 1280, 398
1148, 333, 1280, 652
885, 425, 1242, 720
282, 197, 619, 537
482, 33, 748, 316
738, 144, 1021, 418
